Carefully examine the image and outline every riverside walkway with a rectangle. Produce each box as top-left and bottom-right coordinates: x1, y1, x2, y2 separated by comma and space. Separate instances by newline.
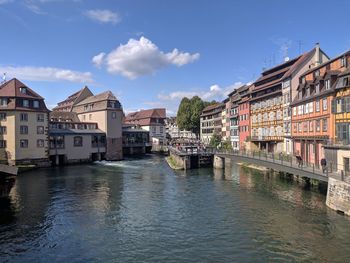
214, 150, 337, 182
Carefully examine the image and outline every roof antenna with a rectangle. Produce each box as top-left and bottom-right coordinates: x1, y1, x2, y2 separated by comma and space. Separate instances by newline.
1, 73, 6, 84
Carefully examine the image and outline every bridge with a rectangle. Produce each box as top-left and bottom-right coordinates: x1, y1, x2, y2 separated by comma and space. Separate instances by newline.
214, 150, 335, 182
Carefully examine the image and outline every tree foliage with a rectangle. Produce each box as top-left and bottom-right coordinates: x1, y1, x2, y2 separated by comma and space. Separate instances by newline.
209, 133, 222, 148
176, 96, 216, 135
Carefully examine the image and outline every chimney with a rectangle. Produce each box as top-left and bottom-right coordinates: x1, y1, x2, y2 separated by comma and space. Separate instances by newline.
315, 42, 321, 66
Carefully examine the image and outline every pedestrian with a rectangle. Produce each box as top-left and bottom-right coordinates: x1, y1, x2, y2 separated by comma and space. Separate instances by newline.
320, 158, 327, 173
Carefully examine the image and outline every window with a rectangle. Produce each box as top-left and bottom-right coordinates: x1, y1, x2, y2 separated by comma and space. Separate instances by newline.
20, 113, 28, 121
0, 98, 7, 106
23, 100, 29, 107
20, 125, 28, 134
19, 87, 27, 94
323, 98, 328, 111
316, 100, 320, 112
325, 79, 330, 90
343, 77, 349, 88
37, 139, 45, 148
84, 105, 88, 111
0, 126, 6, 134
0, 140, 6, 148
37, 126, 44, 134
73, 136, 83, 147
82, 115, 86, 121
89, 114, 92, 120
303, 122, 308, 132
309, 120, 314, 132
315, 70, 320, 77
112, 112, 117, 119
316, 120, 320, 132
298, 91, 302, 100
306, 88, 310, 97
293, 107, 297, 116
0, 113, 6, 120
322, 118, 328, 132
37, 114, 44, 122
341, 56, 347, 67
315, 84, 320, 94
160, 126, 163, 134
298, 122, 302, 132
20, 139, 28, 148
89, 104, 94, 110
33, 100, 39, 108
309, 102, 314, 113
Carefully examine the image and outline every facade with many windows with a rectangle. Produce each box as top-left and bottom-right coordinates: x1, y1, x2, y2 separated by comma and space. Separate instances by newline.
54, 88, 124, 160
250, 45, 328, 153
228, 89, 240, 150
238, 85, 251, 150
290, 52, 346, 166
48, 113, 107, 165
125, 108, 166, 145
200, 103, 224, 145
0, 78, 50, 166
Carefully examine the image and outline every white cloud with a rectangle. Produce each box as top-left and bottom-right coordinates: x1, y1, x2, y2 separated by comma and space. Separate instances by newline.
84, 9, 121, 24
153, 82, 243, 115
0, 65, 93, 83
93, 36, 200, 79
92, 52, 106, 68
158, 82, 243, 102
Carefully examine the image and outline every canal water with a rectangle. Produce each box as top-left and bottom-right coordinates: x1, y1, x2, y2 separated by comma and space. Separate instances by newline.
1, 155, 350, 262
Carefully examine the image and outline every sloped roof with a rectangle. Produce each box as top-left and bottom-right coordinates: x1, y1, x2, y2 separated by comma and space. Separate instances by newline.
75, 91, 117, 106
53, 86, 93, 111
253, 49, 316, 92
0, 78, 44, 99
202, 103, 224, 112
126, 108, 166, 120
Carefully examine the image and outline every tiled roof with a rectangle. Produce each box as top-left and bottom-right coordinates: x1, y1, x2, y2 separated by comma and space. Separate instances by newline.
53, 86, 93, 111
75, 91, 117, 106
0, 78, 49, 111
0, 78, 44, 99
126, 108, 166, 120
202, 103, 224, 112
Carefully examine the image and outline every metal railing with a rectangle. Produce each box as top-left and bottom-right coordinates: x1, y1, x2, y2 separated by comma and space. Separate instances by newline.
214, 149, 333, 177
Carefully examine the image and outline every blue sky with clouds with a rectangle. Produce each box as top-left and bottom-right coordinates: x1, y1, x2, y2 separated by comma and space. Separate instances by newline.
1, 0, 350, 115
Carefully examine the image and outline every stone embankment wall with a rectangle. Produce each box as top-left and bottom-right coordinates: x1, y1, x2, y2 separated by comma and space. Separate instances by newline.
169, 151, 185, 169
327, 177, 350, 216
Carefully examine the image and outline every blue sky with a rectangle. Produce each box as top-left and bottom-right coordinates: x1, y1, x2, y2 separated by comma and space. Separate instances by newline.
1, 0, 350, 115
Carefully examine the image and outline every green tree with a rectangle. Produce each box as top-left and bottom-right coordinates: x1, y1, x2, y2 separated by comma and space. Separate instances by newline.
176, 96, 217, 136
209, 133, 222, 148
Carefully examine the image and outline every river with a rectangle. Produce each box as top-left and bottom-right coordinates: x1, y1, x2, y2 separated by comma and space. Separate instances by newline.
1, 155, 350, 262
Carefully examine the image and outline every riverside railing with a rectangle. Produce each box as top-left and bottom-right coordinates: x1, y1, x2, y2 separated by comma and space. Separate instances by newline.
214, 149, 332, 178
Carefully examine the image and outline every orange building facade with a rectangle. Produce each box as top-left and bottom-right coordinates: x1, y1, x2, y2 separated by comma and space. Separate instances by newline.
291, 52, 350, 166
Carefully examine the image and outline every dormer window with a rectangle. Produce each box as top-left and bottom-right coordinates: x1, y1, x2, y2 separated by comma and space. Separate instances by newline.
301, 77, 306, 84
341, 56, 347, 67
314, 70, 320, 77
23, 99, 29, 107
343, 77, 349, 87
315, 83, 320, 94
306, 88, 310, 97
0, 98, 7, 106
20, 87, 27, 94
89, 104, 94, 110
33, 100, 39, 108
325, 79, 330, 90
